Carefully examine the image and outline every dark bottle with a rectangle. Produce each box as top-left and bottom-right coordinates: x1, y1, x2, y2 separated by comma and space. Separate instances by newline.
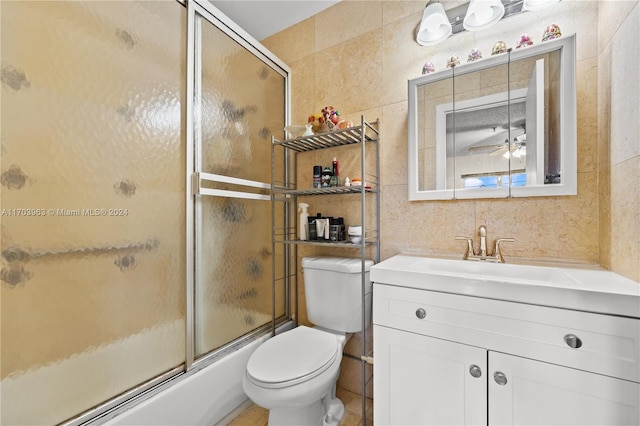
313, 165, 322, 188
308, 213, 320, 240
330, 157, 340, 187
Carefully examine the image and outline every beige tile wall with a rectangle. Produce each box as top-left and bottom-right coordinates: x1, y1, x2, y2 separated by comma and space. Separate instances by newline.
264, 0, 640, 276
598, 1, 640, 281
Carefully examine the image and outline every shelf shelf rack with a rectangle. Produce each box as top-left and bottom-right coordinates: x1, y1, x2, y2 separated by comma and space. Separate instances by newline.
270, 115, 380, 426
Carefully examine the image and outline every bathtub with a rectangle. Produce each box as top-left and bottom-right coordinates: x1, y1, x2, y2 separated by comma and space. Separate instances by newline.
105, 310, 289, 426
1, 308, 288, 426
106, 324, 284, 426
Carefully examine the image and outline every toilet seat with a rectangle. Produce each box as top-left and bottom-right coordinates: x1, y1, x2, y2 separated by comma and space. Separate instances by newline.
246, 326, 339, 389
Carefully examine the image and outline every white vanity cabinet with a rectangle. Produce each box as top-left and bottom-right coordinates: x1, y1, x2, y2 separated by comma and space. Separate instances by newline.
372, 260, 640, 426
488, 352, 639, 425
374, 325, 487, 425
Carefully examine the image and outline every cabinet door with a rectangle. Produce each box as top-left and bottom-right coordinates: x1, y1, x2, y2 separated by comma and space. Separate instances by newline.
489, 352, 640, 425
374, 325, 487, 425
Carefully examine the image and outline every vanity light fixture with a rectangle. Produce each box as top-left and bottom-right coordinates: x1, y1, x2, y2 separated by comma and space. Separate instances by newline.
523, 0, 561, 11
416, 0, 563, 46
463, 0, 505, 31
416, 1, 453, 46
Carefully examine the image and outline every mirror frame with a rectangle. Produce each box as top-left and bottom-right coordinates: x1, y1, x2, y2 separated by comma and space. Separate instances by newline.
408, 34, 576, 201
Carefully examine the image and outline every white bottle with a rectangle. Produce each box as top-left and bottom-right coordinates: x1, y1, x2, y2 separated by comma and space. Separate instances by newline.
299, 203, 309, 241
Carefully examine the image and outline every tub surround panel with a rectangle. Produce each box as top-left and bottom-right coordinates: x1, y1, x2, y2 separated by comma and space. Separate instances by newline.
610, 158, 640, 281
597, 0, 639, 55
608, 5, 640, 167
598, 2, 640, 282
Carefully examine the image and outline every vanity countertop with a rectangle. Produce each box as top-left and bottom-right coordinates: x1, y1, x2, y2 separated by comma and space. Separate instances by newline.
370, 254, 640, 318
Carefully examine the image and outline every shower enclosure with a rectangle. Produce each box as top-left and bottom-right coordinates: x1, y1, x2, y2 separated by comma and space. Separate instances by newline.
0, 1, 290, 424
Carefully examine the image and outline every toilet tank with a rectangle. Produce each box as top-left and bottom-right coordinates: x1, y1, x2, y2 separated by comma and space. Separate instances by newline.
301, 256, 374, 333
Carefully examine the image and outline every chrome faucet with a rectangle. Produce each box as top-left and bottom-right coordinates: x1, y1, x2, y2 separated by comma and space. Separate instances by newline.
455, 226, 515, 263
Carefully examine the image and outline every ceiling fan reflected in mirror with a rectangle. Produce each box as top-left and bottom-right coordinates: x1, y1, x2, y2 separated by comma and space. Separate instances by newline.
467, 126, 526, 157
496, 134, 526, 158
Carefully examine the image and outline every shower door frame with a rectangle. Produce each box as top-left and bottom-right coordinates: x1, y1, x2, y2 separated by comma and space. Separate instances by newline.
62, 1, 291, 424
186, 0, 292, 370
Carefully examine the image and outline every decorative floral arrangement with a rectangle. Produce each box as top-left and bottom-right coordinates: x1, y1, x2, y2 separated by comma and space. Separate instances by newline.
322, 106, 340, 125
308, 106, 340, 133
307, 113, 325, 133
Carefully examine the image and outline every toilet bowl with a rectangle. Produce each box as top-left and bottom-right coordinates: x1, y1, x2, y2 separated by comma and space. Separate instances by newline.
243, 326, 346, 425
242, 256, 374, 426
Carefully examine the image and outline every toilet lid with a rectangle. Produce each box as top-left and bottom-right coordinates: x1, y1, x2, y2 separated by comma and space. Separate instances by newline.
247, 326, 339, 388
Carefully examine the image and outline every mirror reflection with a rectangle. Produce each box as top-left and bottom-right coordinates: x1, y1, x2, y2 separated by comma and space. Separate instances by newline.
409, 35, 576, 200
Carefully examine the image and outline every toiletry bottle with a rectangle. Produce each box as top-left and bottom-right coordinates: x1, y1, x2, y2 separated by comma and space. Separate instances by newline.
316, 215, 327, 240
298, 203, 309, 241
313, 166, 322, 188
330, 157, 340, 187
321, 167, 332, 187
329, 217, 345, 241
308, 214, 319, 240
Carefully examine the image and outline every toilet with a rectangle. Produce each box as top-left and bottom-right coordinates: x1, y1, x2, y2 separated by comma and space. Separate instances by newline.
242, 256, 374, 426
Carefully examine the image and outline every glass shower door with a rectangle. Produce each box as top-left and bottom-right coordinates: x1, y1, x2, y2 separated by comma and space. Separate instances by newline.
189, 4, 289, 359
1, 2, 186, 424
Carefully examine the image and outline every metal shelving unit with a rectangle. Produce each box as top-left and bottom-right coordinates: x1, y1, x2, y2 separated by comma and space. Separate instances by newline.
271, 115, 380, 425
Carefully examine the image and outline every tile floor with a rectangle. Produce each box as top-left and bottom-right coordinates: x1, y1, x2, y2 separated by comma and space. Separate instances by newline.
228, 387, 373, 426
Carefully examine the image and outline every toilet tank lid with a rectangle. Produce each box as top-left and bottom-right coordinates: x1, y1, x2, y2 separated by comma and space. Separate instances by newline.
302, 256, 374, 273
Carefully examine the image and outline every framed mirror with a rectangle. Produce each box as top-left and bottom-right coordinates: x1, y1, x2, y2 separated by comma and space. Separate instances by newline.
409, 34, 576, 200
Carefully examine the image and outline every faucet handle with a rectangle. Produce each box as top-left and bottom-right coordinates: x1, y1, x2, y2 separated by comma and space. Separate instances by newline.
454, 236, 475, 259
494, 238, 515, 263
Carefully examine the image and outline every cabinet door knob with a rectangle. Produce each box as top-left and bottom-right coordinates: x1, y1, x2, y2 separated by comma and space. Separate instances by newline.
469, 364, 482, 378
494, 371, 508, 386
564, 334, 582, 349
415, 308, 426, 319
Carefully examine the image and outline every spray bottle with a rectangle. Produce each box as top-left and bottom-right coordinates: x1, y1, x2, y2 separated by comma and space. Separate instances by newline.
299, 203, 309, 241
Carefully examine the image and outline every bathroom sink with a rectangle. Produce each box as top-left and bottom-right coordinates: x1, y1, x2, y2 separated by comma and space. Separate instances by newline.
370, 255, 640, 318
422, 256, 577, 285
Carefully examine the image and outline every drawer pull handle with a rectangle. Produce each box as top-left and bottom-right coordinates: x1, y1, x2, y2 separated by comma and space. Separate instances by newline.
415, 308, 426, 319
564, 334, 582, 349
494, 371, 508, 386
469, 364, 482, 378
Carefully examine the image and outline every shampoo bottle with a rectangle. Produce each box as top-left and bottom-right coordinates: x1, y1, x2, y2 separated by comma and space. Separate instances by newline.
299, 203, 309, 241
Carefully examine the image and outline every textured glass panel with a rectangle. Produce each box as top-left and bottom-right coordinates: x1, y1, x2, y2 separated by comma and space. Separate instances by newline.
195, 195, 273, 356
199, 15, 286, 183
1, 1, 186, 424
194, 14, 286, 358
